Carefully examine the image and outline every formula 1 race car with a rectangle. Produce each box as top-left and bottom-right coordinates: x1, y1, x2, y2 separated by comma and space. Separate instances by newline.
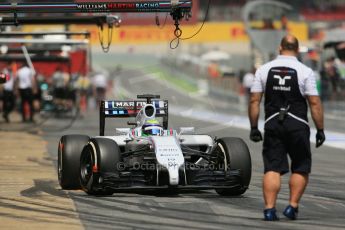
58, 94, 252, 196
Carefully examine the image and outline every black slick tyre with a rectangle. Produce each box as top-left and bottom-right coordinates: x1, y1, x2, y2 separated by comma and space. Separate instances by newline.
58, 134, 89, 189
80, 138, 121, 196
215, 137, 252, 196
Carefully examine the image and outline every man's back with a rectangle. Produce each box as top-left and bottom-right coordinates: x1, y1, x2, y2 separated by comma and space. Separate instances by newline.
252, 55, 317, 97
93, 73, 107, 88
17, 66, 33, 89
52, 71, 66, 89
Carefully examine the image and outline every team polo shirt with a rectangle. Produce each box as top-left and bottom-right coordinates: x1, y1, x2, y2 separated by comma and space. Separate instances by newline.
251, 55, 318, 96
251, 55, 319, 125
17, 66, 34, 89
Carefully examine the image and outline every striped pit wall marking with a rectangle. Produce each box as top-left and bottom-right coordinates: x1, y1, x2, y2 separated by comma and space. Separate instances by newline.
170, 105, 345, 150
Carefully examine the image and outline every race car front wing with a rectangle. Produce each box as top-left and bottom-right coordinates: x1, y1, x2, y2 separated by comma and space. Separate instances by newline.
96, 168, 245, 192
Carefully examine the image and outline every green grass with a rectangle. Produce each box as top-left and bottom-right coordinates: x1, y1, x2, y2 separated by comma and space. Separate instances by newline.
117, 89, 129, 99
146, 67, 198, 93
92, 52, 198, 93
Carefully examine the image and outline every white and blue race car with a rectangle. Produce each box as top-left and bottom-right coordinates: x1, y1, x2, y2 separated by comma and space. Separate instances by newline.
58, 94, 252, 196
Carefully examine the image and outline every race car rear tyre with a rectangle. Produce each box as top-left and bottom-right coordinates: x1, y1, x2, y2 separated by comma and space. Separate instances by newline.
80, 138, 121, 196
215, 137, 252, 196
58, 135, 89, 190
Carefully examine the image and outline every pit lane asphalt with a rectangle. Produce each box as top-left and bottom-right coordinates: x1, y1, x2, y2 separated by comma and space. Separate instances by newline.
41, 67, 345, 230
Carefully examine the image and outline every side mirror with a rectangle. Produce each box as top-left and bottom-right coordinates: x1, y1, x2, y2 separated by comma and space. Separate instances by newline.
179, 127, 195, 135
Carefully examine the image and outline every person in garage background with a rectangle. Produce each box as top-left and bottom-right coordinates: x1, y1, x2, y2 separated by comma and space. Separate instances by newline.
1, 63, 15, 122
16, 63, 36, 122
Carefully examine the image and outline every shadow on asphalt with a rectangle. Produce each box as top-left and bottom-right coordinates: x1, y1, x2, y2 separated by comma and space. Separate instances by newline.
20, 179, 69, 198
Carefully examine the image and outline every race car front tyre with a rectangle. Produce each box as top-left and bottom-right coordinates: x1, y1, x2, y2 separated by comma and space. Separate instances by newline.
215, 137, 252, 196
80, 138, 121, 196
58, 134, 89, 190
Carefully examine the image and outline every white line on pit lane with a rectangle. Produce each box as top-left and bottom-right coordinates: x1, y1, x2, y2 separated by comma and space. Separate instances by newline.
316, 204, 331, 210
170, 105, 345, 150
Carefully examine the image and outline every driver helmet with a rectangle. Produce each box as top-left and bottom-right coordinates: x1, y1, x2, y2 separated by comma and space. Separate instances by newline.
142, 119, 163, 136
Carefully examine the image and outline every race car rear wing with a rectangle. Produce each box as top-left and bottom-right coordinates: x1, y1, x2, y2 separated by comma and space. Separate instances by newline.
100, 100, 168, 136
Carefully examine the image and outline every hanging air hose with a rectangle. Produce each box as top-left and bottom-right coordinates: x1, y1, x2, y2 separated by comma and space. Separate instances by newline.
98, 24, 113, 53
170, 0, 210, 49
97, 15, 121, 53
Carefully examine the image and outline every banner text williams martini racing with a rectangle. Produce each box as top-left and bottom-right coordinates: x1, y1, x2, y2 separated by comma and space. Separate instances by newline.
76, 2, 161, 12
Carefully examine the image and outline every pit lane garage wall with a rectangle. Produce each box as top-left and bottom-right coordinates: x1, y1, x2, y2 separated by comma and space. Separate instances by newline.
0, 50, 87, 78
22, 21, 308, 45
88, 21, 307, 44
